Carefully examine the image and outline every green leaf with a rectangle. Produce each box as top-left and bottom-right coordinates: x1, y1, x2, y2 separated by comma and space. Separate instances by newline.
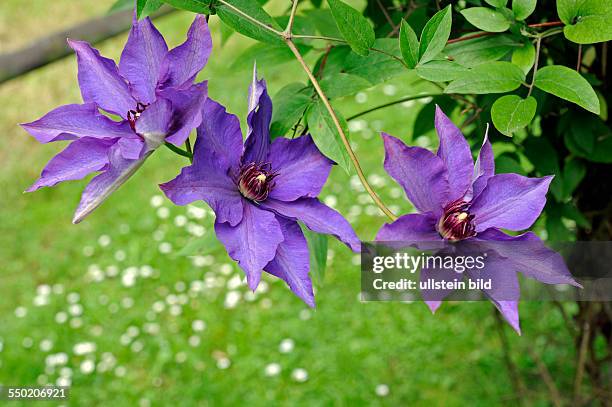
306, 101, 352, 173
534, 65, 600, 114
302, 227, 328, 286
419, 5, 452, 64
162, 0, 211, 14
399, 20, 419, 69
563, 113, 612, 163
327, 0, 375, 56
137, 0, 163, 18
562, 157, 586, 198
495, 153, 525, 174
230, 44, 310, 71
109, 0, 134, 13
485, 0, 508, 7
559, 0, 612, 44
320, 73, 371, 98
443, 35, 521, 67
546, 202, 572, 241
460, 7, 511, 32
302, 9, 343, 38
321, 39, 405, 85
561, 202, 590, 228
512, 0, 537, 20
445, 61, 525, 94
216, 0, 282, 45
270, 83, 312, 138
415, 60, 469, 82
491, 95, 537, 136
524, 137, 564, 200
511, 41, 535, 74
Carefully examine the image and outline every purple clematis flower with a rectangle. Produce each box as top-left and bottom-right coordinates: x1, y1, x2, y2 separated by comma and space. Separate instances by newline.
376, 106, 579, 333
160, 68, 360, 306
20, 14, 211, 223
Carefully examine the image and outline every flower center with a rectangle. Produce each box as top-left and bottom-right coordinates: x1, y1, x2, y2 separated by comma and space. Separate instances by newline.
238, 162, 277, 202
437, 199, 476, 241
127, 102, 149, 131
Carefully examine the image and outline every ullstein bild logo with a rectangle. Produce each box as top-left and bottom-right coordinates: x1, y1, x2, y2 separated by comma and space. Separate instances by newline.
360, 241, 612, 302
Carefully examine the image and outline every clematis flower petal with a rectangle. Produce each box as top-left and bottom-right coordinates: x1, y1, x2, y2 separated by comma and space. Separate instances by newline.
135, 98, 172, 149
117, 137, 145, 160
376, 213, 441, 242
242, 67, 272, 165
475, 228, 580, 286
159, 138, 244, 226
215, 203, 284, 291
381, 133, 450, 217
267, 135, 333, 202
158, 15, 212, 90
420, 263, 460, 313
159, 81, 208, 146
194, 98, 243, 171
470, 174, 553, 232
468, 128, 495, 200
68, 40, 135, 117
261, 197, 361, 252
26, 137, 115, 192
435, 106, 473, 201
20, 103, 133, 143
495, 301, 521, 334
119, 16, 168, 104
264, 218, 315, 307
73, 143, 152, 224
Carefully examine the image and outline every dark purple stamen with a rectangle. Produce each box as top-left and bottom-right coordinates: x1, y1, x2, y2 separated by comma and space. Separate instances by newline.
438, 199, 476, 241
237, 162, 278, 202
127, 102, 150, 131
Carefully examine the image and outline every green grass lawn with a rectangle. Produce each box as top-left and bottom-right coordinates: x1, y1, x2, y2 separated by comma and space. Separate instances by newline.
0, 1, 578, 405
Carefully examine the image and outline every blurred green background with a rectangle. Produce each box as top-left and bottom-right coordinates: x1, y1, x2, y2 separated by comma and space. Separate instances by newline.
0, 1, 578, 405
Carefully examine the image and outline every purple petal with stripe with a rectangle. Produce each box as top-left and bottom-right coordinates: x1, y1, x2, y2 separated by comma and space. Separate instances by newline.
261, 197, 361, 252
242, 67, 272, 165
215, 203, 284, 290
468, 128, 495, 200
265, 218, 315, 307
160, 81, 208, 146
381, 133, 450, 217
20, 103, 133, 143
119, 16, 168, 104
268, 135, 333, 202
470, 174, 553, 232
26, 137, 115, 192
435, 106, 473, 201
68, 40, 135, 117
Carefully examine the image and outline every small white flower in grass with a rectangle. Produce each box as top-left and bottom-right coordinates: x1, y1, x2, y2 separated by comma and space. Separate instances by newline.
39, 339, 53, 352
175, 281, 187, 292
140, 265, 153, 278
220, 263, 233, 275
227, 275, 243, 290
15, 306, 27, 318
98, 234, 111, 247
375, 384, 390, 397
415, 136, 431, 148
119, 223, 130, 234
80, 360, 95, 375
122, 297, 134, 309
69, 304, 83, 316
33, 295, 49, 306
187, 223, 205, 237
55, 312, 68, 324
119, 333, 131, 346
175, 352, 187, 363
67, 292, 80, 304
383, 84, 397, 96
291, 368, 309, 383
37, 375, 48, 385
127, 326, 139, 337
157, 207, 170, 219
279, 339, 294, 354
260, 298, 272, 309
114, 250, 126, 262
349, 119, 366, 132
114, 366, 127, 377
37, 284, 51, 296
189, 335, 201, 347
402, 100, 416, 108
357, 193, 371, 205
419, 96, 433, 104
390, 187, 402, 199
152, 301, 165, 313
139, 398, 151, 407
131, 340, 144, 353
0, 338, 3, 352
169, 305, 182, 316
144, 323, 160, 335
192, 320, 206, 332
159, 242, 172, 254
152, 229, 165, 241
150, 195, 164, 208
389, 205, 401, 214
244, 291, 256, 302
57, 377, 71, 387
264, 363, 281, 377
324, 195, 337, 208
60, 367, 72, 377
187, 205, 207, 219
174, 215, 187, 227
258, 281, 269, 293
70, 318, 83, 329
52, 284, 64, 294
355, 92, 367, 103
365, 205, 382, 216
90, 325, 103, 336
217, 357, 231, 369
299, 309, 311, 320
73, 342, 96, 355
108, 303, 120, 314
352, 255, 361, 266
224, 291, 241, 309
